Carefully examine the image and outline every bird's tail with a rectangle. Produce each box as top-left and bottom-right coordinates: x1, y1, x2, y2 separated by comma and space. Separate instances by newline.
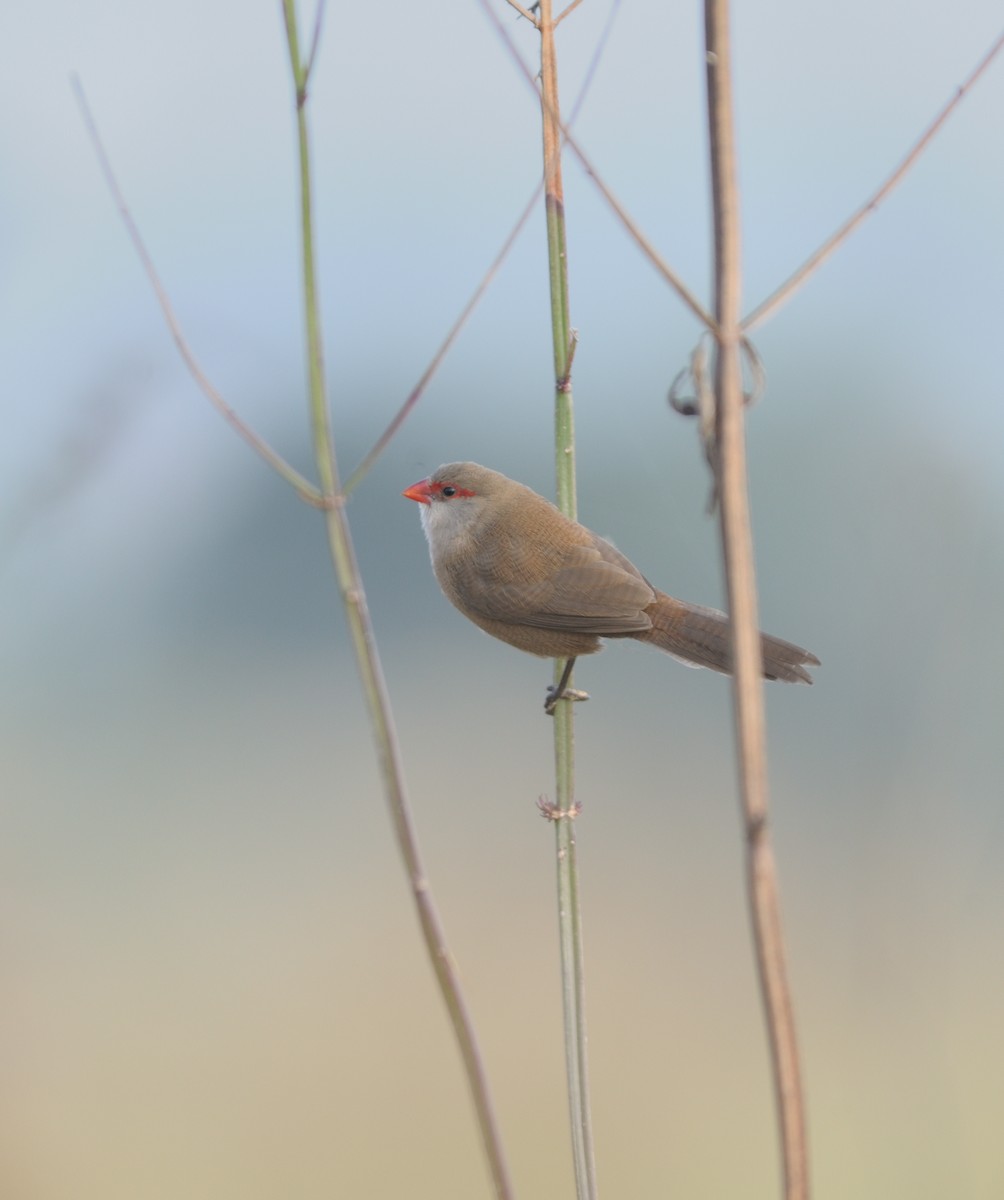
634, 592, 820, 684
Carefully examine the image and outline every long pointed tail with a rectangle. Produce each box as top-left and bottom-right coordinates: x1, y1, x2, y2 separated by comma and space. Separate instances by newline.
633, 591, 820, 684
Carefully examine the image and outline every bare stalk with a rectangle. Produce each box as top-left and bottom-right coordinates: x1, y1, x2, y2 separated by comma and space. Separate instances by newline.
531, 2, 598, 1197
279, 6, 514, 1197
704, 2, 809, 1198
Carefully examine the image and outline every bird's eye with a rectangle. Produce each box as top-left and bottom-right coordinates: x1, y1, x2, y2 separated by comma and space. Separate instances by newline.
441, 486, 457, 498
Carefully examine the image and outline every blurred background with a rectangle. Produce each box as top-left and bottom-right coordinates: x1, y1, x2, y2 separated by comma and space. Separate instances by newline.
2, 1, 1003, 1196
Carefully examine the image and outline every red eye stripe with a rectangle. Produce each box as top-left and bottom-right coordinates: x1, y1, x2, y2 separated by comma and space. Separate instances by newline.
430, 482, 476, 499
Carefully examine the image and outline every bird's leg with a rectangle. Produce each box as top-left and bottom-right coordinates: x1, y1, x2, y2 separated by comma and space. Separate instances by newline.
544, 656, 589, 715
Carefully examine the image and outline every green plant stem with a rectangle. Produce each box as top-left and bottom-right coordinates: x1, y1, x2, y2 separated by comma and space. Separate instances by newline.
704, 2, 809, 1197
280, 6, 513, 1198
536, 3, 597, 1198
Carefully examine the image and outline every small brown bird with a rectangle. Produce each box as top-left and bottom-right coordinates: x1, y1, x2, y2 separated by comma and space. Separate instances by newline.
403, 462, 819, 710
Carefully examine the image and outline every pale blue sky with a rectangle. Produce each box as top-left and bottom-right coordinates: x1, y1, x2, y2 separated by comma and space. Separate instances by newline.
3, 1, 1002, 503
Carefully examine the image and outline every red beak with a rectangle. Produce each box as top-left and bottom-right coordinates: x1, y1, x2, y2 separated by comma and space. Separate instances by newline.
402, 479, 434, 505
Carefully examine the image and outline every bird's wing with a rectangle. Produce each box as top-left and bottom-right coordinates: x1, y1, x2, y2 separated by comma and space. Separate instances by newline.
466, 538, 655, 634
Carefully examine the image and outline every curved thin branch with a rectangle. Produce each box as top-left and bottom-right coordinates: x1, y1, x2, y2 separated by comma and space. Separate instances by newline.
555, 0, 586, 28
342, 185, 540, 496
302, 0, 328, 88
343, 0, 622, 494
742, 28, 1004, 332
72, 75, 326, 508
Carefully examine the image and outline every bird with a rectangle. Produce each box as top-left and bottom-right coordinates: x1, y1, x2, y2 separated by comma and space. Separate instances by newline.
402, 462, 819, 712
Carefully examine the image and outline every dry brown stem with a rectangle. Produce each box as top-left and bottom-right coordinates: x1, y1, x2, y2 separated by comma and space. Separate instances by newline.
704, 2, 809, 1197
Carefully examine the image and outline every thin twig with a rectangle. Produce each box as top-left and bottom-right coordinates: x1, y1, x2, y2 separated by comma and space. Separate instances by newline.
281, 6, 515, 1198
343, 186, 540, 495
742, 28, 1004, 332
72, 75, 325, 508
704, 3, 809, 1198
554, 0, 586, 28
302, 0, 328, 88
504, 0, 541, 27
479, 0, 716, 331
343, 0, 621, 495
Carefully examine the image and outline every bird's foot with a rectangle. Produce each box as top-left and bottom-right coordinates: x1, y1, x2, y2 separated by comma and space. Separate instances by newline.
544, 685, 590, 715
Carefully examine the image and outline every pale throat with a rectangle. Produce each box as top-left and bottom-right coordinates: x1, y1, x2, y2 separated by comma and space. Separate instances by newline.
419, 497, 481, 557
